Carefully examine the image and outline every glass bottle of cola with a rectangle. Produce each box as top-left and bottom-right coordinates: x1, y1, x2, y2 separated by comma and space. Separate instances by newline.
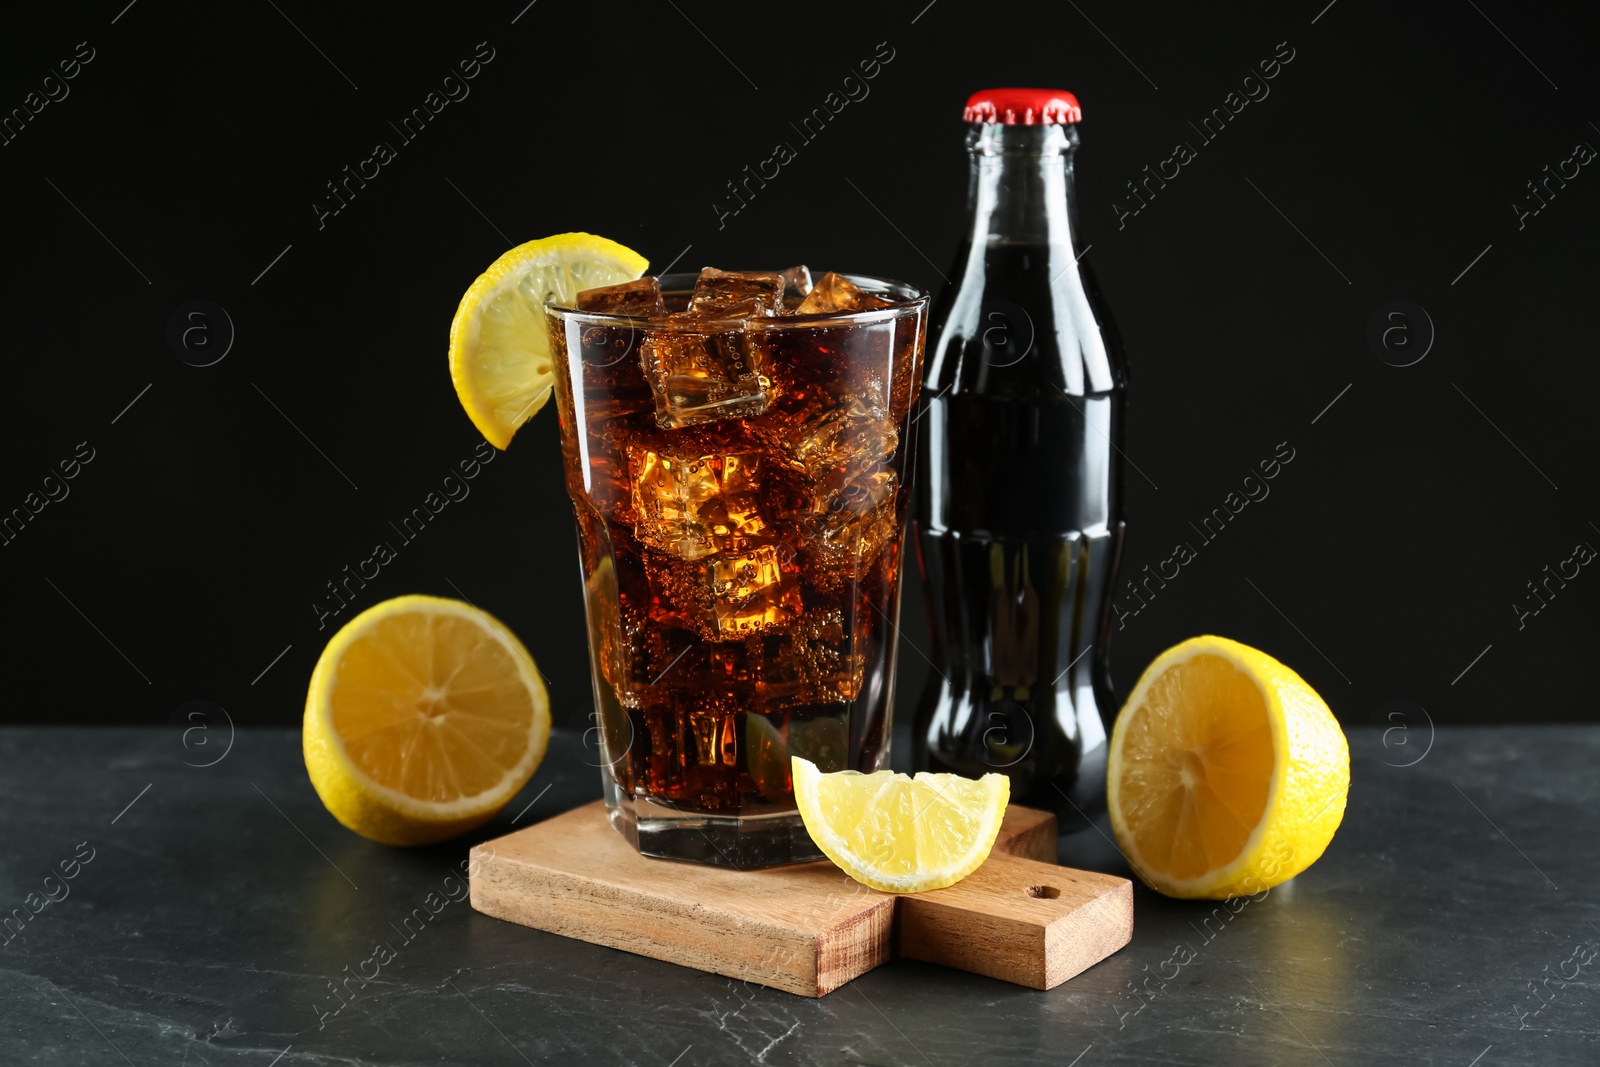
912, 88, 1128, 830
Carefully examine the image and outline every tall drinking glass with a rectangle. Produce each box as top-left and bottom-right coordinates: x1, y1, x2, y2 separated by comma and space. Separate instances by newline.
547, 272, 928, 867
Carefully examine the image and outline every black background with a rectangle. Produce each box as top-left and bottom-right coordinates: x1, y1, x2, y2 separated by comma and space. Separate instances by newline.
3, 0, 1596, 731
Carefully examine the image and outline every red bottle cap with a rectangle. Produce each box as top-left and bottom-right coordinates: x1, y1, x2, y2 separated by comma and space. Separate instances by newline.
963, 88, 1082, 125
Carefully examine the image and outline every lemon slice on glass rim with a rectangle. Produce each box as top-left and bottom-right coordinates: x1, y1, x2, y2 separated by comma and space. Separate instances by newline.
448, 233, 648, 449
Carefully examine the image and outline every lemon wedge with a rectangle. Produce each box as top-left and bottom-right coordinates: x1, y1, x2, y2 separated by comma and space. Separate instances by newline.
791, 756, 1009, 893
303, 595, 550, 846
1107, 635, 1348, 899
448, 233, 648, 449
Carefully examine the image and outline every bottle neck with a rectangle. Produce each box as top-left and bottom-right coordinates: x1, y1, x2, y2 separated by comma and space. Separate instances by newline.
926, 122, 1117, 396
962, 123, 1082, 253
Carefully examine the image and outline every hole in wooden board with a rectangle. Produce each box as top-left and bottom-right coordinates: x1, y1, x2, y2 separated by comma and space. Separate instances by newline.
1026, 885, 1060, 899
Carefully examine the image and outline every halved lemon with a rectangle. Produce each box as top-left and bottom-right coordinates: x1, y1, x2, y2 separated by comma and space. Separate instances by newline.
791, 756, 1009, 893
304, 595, 551, 846
1107, 635, 1349, 899
448, 233, 648, 449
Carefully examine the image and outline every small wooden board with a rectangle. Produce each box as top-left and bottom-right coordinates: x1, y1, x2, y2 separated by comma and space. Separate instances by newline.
470, 801, 1131, 997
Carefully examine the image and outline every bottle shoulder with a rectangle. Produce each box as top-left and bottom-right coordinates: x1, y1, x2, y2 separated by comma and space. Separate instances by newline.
925, 241, 1128, 398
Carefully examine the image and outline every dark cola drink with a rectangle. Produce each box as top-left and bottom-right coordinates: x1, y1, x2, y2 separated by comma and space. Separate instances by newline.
548, 268, 927, 867
912, 89, 1129, 830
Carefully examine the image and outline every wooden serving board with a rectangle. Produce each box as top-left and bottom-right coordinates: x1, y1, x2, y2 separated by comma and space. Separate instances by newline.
470, 801, 1132, 997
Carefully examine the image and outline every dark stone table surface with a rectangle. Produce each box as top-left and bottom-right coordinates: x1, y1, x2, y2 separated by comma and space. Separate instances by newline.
1, 725, 1595, 1066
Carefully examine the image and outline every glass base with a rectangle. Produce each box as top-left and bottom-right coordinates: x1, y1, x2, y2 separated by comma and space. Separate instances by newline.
603, 777, 822, 869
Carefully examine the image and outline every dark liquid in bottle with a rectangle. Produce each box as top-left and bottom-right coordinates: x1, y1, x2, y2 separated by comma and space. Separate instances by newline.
913, 239, 1127, 829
